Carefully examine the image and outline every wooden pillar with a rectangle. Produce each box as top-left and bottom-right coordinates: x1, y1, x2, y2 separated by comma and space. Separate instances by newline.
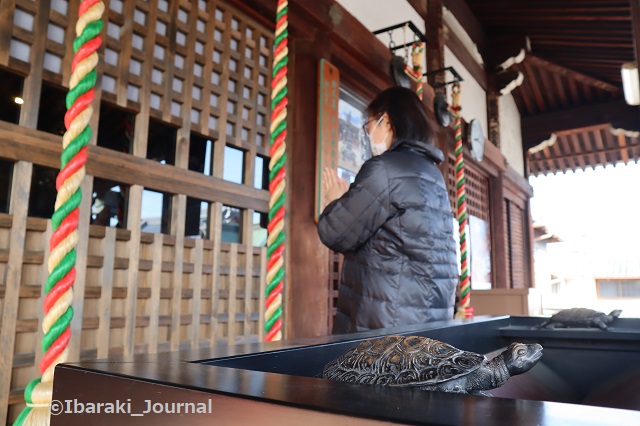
631, 0, 640, 111
286, 33, 331, 339
487, 92, 501, 150
0, 0, 15, 66
425, 0, 450, 177
0, 161, 32, 425
426, 0, 445, 89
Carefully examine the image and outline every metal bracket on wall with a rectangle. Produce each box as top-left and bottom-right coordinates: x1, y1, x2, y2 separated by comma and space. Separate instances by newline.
424, 66, 464, 88
372, 21, 428, 52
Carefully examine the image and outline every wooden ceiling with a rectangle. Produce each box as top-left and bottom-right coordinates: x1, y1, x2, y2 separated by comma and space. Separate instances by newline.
465, 0, 640, 175
467, 0, 635, 85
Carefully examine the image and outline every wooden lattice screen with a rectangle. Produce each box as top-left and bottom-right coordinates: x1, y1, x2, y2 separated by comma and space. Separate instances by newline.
446, 155, 491, 221
0, 214, 267, 408
0, 0, 273, 423
504, 199, 527, 289
327, 251, 343, 331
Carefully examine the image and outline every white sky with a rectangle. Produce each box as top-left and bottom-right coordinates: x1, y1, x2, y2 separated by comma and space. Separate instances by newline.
529, 161, 640, 257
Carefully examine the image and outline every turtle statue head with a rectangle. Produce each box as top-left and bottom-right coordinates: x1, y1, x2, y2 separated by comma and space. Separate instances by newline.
502, 342, 543, 376
609, 309, 623, 319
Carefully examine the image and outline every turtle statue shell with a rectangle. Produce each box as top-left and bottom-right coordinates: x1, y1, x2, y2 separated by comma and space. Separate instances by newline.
535, 308, 622, 330
322, 335, 543, 395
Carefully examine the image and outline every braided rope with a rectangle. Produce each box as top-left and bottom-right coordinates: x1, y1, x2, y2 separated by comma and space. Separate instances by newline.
14, 1, 104, 424
451, 83, 472, 319
411, 41, 424, 100
265, 0, 288, 342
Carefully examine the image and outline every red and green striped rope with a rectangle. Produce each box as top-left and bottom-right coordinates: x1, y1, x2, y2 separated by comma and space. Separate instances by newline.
411, 41, 424, 100
265, 0, 288, 342
14, 1, 104, 424
451, 83, 472, 319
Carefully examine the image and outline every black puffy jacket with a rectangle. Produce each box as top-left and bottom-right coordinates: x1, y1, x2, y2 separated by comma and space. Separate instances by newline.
318, 139, 458, 334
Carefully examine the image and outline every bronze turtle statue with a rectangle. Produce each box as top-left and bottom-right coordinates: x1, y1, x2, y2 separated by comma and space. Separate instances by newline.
535, 308, 622, 331
322, 335, 543, 395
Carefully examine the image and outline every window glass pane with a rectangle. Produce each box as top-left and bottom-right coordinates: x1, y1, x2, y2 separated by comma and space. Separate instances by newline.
97, 102, 135, 153
28, 165, 57, 218
141, 189, 172, 234
598, 281, 619, 299
254, 155, 267, 189
147, 119, 176, 165
37, 82, 67, 135
221, 205, 242, 243
0, 158, 13, 213
186, 197, 209, 238
223, 146, 244, 184
0, 69, 24, 124
188, 133, 213, 175
469, 215, 492, 290
621, 280, 640, 298
91, 178, 128, 228
252, 211, 267, 247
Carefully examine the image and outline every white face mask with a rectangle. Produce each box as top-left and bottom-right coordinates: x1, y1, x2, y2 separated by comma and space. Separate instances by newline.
368, 115, 390, 156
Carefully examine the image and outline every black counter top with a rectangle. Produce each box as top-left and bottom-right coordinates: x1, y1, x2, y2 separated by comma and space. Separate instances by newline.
51, 316, 640, 425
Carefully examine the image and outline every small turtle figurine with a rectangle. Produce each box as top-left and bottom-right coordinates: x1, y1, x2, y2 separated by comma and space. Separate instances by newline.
322, 335, 543, 395
535, 308, 622, 331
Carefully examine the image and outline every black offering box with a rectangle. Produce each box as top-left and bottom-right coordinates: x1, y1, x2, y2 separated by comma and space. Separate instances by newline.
51, 316, 640, 425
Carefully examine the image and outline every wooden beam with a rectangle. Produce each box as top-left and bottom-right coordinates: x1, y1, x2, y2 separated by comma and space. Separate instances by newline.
528, 145, 638, 165
632, 0, 640, 111
521, 59, 547, 113
486, 35, 528, 70
0, 0, 15, 66
426, 0, 445, 89
522, 98, 640, 140
618, 132, 630, 163
0, 122, 269, 212
526, 55, 621, 92
443, 0, 487, 55
406, 0, 427, 19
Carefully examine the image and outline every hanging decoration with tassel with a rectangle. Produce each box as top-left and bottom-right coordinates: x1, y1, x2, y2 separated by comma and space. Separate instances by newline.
451, 82, 474, 320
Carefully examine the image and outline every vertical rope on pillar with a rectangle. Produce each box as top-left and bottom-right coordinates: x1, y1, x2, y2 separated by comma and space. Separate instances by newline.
14, 1, 104, 424
265, 0, 288, 342
451, 83, 473, 319
410, 41, 424, 100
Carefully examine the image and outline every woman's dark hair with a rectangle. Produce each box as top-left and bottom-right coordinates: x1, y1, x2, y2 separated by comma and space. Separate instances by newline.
366, 86, 434, 144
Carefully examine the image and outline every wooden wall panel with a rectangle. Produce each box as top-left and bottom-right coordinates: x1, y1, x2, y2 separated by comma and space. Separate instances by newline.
0, 213, 266, 422
0, 0, 274, 422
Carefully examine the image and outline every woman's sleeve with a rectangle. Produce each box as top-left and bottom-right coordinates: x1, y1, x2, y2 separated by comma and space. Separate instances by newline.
317, 157, 392, 253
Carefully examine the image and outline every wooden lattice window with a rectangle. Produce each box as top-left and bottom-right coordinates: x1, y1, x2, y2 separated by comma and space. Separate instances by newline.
446, 155, 490, 221
505, 199, 527, 289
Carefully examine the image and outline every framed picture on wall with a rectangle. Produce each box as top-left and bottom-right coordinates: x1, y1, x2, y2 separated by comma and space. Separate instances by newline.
315, 59, 371, 220
337, 89, 371, 184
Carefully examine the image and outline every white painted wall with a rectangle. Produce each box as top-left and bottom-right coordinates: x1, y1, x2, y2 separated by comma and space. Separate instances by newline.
500, 94, 524, 174
336, 0, 426, 71
444, 47, 487, 139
